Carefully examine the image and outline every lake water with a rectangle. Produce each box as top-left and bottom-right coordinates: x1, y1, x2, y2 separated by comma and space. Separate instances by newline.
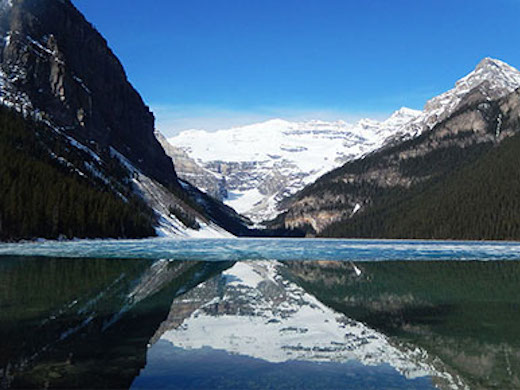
1, 238, 520, 389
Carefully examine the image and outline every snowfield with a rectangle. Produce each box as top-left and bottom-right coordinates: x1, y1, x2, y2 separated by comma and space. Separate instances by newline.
168, 108, 422, 222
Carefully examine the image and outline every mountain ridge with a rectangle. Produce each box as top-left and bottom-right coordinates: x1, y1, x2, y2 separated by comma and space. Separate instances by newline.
274, 58, 520, 239
167, 106, 423, 222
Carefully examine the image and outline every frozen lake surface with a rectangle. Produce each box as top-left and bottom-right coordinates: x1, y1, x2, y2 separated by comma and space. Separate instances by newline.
2, 237, 520, 260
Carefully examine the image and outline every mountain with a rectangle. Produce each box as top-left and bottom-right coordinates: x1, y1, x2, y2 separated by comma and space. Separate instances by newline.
275, 58, 520, 239
167, 58, 520, 226
0, 0, 176, 186
0, 0, 254, 240
167, 108, 423, 223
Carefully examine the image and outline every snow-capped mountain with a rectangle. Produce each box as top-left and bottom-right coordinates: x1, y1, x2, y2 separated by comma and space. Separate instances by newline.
422, 57, 520, 129
278, 57, 520, 236
167, 108, 422, 222
166, 57, 520, 224
155, 131, 227, 201
149, 260, 464, 387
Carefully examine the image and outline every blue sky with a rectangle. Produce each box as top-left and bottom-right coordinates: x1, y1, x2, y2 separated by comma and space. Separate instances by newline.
73, 0, 520, 136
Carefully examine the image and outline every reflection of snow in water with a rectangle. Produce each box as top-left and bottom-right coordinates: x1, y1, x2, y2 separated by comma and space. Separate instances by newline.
156, 261, 465, 389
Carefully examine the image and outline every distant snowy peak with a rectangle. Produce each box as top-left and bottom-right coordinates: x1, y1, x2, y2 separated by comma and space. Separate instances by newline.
423, 57, 520, 128
386, 107, 423, 124
459, 57, 520, 93
167, 108, 422, 222
166, 58, 520, 223
171, 109, 421, 165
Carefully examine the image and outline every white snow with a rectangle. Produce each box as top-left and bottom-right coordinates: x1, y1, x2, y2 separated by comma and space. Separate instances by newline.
0, 0, 13, 10
171, 113, 420, 170
351, 203, 361, 216
221, 261, 275, 288
168, 108, 422, 222
351, 261, 362, 276
225, 188, 265, 214
72, 75, 91, 95
110, 147, 233, 238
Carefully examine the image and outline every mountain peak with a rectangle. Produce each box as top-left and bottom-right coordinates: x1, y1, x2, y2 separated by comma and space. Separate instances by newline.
455, 57, 520, 93
475, 57, 514, 72
389, 107, 422, 119
422, 58, 520, 128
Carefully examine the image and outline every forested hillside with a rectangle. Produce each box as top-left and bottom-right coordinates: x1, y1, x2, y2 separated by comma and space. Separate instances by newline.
324, 132, 520, 239
0, 107, 156, 240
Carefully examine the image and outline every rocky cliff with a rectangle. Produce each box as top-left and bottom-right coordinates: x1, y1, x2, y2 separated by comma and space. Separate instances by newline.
155, 130, 227, 200
0, 0, 177, 187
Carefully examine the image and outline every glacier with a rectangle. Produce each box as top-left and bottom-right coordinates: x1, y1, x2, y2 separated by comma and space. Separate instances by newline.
168, 108, 422, 223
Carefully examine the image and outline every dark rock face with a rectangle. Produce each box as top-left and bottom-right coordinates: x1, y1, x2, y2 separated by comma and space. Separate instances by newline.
0, 0, 177, 186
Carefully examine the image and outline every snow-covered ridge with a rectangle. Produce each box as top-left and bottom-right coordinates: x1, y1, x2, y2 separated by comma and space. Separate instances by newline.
168, 108, 422, 222
171, 111, 421, 167
422, 57, 520, 128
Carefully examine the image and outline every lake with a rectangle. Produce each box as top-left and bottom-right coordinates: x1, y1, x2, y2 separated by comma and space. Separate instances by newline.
1, 238, 520, 389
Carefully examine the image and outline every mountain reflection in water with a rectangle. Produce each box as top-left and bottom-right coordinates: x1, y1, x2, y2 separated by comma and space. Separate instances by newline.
1, 256, 519, 389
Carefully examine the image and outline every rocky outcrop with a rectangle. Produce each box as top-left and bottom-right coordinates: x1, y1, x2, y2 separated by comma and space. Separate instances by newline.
155, 131, 226, 200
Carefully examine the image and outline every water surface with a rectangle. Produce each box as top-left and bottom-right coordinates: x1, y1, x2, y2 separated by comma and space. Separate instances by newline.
1, 239, 519, 389
2, 237, 520, 260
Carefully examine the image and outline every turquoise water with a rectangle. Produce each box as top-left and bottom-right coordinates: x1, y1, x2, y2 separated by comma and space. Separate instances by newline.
2, 237, 520, 260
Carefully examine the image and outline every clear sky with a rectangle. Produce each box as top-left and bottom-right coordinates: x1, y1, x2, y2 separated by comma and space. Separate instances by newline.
73, 0, 520, 136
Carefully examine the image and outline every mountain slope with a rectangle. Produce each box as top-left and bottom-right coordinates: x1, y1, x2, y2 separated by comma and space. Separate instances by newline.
0, 0, 255, 239
0, 0, 176, 186
155, 131, 227, 201
0, 105, 155, 240
277, 58, 520, 239
167, 108, 423, 223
